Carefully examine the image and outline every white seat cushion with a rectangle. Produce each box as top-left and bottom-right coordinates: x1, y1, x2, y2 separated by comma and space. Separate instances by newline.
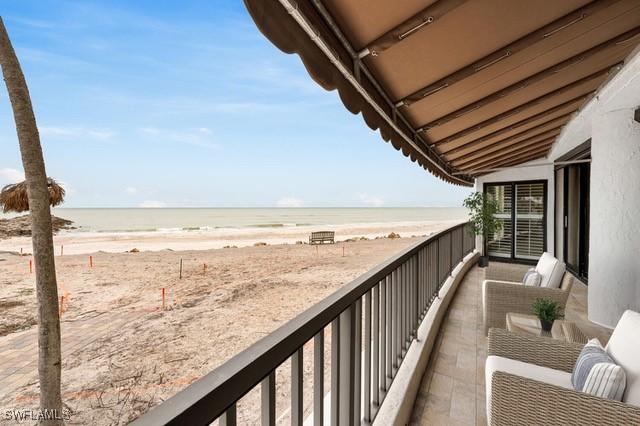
606, 310, 640, 406
534, 252, 566, 288
485, 355, 573, 424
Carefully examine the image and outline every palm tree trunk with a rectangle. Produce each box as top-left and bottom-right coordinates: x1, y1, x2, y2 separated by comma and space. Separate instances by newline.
0, 18, 62, 425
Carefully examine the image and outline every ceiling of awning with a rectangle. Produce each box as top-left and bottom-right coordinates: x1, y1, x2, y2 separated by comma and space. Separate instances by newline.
244, 0, 640, 186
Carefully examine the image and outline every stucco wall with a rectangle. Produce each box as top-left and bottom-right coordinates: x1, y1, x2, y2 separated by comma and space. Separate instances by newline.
588, 109, 640, 327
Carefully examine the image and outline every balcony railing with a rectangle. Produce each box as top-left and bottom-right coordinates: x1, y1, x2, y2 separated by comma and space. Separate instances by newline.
133, 222, 475, 425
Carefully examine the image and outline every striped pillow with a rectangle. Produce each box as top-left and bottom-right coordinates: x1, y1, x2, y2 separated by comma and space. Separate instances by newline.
522, 268, 541, 286
572, 338, 627, 401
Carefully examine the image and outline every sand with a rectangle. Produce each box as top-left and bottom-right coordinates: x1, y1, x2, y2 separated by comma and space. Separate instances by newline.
0, 222, 458, 424
0, 219, 464, 255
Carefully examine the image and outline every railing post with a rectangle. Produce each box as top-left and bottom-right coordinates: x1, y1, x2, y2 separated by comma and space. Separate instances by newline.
219, 405, 236, 426
314, 331, 324, 426
331, 318, 340, 426
291, 348, 303, 426
449, 232, 453, 276
364, 291, 371, 422
339, 305, 356, 426
414, 254, 419, 333
372, 283, 379, 409
354, 300, 362, 426
261, 372, 276, 426
436, 237, 440, 292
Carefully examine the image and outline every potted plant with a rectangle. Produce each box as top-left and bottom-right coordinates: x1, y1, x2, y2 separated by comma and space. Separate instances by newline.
532, 298, 564, 332
463, 192, 502, 267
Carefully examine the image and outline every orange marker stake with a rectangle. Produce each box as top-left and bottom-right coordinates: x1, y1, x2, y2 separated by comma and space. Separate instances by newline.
179, 259, 183, 279
203, 263, 207, 275
89, 255, 93, 268
342, 246, 345, 257
59, 295, 64, 315
162, 288, 166, 311
29, 260, 32, 274
60, 245, 64, 256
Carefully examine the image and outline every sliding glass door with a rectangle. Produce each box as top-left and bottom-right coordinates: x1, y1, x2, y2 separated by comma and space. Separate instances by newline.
563, 163, 590, 280
485, 181, 547, 261
485, 184, 512, 258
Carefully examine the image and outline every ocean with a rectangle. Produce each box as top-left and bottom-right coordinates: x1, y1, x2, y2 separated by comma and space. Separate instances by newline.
39, 207, 470, 233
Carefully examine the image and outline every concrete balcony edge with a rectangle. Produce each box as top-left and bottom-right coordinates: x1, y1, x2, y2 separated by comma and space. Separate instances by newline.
373, 250, 480, 425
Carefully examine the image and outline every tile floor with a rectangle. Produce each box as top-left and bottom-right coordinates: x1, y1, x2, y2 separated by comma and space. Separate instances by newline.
409, 264, 610, 425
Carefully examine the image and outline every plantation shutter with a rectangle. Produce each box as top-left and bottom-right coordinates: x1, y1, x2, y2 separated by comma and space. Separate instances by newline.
515, 182, 545, 259
486, 184, 512, 258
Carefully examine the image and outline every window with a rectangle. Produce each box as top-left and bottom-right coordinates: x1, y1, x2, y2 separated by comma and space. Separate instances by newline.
485, 181, 547, 261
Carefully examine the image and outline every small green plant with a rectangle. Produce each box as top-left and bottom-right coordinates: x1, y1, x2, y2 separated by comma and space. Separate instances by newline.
462, 192, 502, 237
532, 298, 564, 331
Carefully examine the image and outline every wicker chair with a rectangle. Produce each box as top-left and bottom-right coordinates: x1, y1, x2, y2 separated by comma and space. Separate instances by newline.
482, 265, 575, 335
486, 328, 640, 425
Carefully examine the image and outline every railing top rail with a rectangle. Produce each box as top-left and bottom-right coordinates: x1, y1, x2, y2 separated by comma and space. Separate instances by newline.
133, 221, 470, 425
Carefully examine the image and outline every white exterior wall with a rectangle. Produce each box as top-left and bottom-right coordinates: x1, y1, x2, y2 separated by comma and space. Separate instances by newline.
474, 47, 640, 327
589, 109, 640, 327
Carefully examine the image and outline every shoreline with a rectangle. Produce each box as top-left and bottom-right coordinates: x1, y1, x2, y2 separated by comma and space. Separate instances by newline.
0, 219, 465, 255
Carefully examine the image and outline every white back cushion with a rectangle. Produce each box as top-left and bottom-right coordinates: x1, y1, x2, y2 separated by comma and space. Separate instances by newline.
535, 252, 565, 288
606, 310, 640, 406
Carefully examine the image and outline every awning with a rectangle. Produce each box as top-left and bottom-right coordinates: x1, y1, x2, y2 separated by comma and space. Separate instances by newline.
244, 0, 640, 186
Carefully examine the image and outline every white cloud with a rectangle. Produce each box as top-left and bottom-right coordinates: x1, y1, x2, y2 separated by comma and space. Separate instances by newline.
358, 193, 384, 207
0, 168, 25, 185
276, 197, 304, 208
137, 126, 217, 148
40, 126, 116, 141
125, 187, 138, 195
138, 200, 167, 208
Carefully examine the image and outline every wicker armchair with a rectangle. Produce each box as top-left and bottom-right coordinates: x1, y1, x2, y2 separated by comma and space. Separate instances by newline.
482, 269, 575, 335
487, 329, 640, 425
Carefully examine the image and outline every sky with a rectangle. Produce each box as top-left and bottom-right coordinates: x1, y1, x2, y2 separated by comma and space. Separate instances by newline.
0, 0, 472, 208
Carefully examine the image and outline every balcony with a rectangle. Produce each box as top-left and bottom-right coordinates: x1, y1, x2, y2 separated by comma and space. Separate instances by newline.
132, 222, 613, 425
133, 222, 478, 425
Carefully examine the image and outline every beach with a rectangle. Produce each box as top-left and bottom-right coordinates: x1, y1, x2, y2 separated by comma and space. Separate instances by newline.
0, 217, 463, 424
0, 207, 468, 255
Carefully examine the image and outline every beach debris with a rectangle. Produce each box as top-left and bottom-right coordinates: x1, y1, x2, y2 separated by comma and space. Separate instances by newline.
295, 240, 305, 245
0, 214, 75, 239
129, 248, 140, 253
387, 232, 401, 239
223, 245, 238, 249
254, 242, 267, 246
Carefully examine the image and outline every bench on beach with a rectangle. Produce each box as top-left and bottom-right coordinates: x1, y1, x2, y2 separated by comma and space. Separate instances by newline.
309, 231, 335, 245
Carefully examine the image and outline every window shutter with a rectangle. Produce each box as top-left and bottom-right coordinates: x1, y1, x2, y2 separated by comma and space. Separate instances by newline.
515, 183, 545, 259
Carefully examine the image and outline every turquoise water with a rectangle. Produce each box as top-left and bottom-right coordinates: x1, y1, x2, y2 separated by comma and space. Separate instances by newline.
36, 207, 469, 233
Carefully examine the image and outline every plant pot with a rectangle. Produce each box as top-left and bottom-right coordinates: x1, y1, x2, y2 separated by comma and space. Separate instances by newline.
478, 256, 489, 268
540, 318, 554, 332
